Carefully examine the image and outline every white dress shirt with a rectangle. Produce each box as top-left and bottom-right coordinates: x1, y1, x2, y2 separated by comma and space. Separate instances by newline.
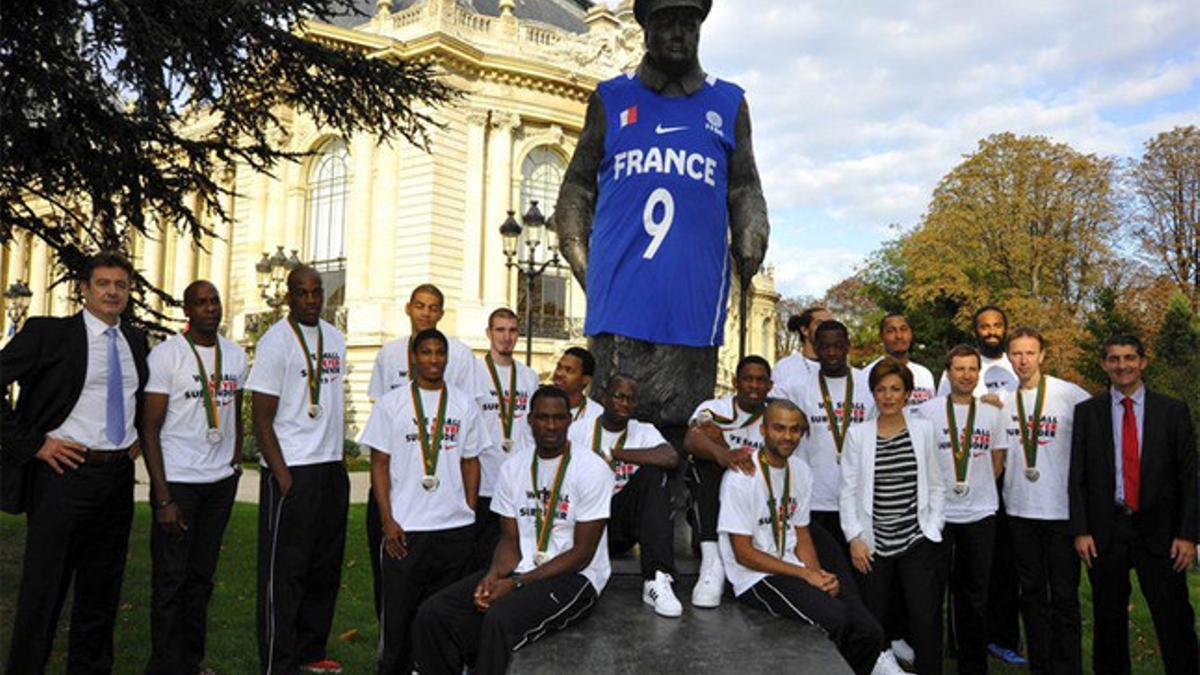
1111, 385, 1145, 504
49, 309, 139, 449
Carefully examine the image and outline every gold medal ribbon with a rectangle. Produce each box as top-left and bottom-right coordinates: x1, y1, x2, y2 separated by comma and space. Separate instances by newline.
819, 374, 854, 455
758, 450, 791, 558
572, 397, 588, 421
700, 405, 764, 430
1015, 375, 1047, 472
946, 397, 976, 484
485, 353, 518, 442
184, 331, 222, 433
590, 417, 627, 470
531, 448, 571, 559
412, 385, 449, 477
287, 317, 323, 411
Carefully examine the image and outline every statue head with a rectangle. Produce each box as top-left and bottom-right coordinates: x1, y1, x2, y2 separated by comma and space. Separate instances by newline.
634, 0, 710, 77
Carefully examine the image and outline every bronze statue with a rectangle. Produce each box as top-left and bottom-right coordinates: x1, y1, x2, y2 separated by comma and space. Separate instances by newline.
554, 0, 769, 437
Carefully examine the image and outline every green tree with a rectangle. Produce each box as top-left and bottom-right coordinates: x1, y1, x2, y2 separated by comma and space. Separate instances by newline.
1147, 294, 1200, 434
0, 0, 453, 330
1074, 286, 1141, 390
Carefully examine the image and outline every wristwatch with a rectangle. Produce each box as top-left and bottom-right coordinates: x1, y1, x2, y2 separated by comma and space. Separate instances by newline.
511, 574, 525, 591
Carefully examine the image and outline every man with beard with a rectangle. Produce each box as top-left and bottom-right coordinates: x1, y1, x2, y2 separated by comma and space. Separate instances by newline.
865, 314, 936, 413
938, 306, 1018, 398
569, 374, 683, 616
772, 306, 832, 399
683, 355, 772, 607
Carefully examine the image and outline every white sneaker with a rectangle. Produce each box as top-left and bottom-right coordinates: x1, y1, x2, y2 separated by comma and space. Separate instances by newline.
872, 650, 906, 675
891, 639, 915, 665
690, 557, 724, 608
642, 571, 683, 618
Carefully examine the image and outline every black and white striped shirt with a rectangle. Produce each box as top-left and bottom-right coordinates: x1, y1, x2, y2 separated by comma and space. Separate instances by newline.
872, 429, 922, 558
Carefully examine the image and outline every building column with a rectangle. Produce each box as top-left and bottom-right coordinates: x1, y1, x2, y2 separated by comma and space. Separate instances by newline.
483, 112, 520, 311
345, 132, 377, 309
461, 109, 490, 307
28, 237, 49, 318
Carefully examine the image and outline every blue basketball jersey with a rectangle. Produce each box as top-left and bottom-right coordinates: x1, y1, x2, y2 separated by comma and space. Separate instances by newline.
585, 73, 744, 347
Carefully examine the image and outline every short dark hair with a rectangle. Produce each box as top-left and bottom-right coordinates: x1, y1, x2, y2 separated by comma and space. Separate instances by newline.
411, 328, 448, 354
792, 305, 829, 343
82, 251, 134, 284
410, 284, 445, 305
563, 346, 595, 377
487, 307, 519, 328
1102, 334, 1146, 359
868, 357, 914, 393
530, 385, 570, 412
945, 344, 982, 369
182, 280, 218, 307
814, 319, 849, 343
878, 313, 908, 334
736, 355, 771, 378
607, 373, 638, 392
972, 304, 1008, 330
1008, 326, 1046, 351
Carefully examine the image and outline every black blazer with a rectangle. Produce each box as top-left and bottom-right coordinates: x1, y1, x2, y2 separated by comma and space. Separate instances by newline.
1069, 389, 1198, 554
0, 312, 149, 513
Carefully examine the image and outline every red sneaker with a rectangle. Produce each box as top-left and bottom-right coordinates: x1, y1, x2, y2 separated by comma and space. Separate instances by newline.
300, 659, 344, 674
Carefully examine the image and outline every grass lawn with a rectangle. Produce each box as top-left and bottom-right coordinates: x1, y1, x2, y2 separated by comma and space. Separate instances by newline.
1, 503, 1196, 673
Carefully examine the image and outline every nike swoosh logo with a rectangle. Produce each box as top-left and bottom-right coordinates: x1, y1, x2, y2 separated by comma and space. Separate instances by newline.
655, 124, 688, 134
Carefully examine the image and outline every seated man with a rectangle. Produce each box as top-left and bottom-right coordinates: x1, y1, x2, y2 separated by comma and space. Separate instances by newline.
412, 386, 614, 675
719, 399, 887, 675
568, 374, 682, 617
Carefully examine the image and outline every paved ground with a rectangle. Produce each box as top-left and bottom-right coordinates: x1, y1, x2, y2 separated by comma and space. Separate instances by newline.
133, 462, 374, 503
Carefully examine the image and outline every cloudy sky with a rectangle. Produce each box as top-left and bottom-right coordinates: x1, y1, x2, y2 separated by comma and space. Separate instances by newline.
613, 1, 1200, 298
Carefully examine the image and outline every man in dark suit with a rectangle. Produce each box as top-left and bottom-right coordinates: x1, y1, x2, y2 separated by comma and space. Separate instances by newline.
1070, 334, 1199, 675
2, 251, 149, 674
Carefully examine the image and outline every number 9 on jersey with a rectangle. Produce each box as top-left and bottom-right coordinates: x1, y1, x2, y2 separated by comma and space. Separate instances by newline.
642, 187, 675, 260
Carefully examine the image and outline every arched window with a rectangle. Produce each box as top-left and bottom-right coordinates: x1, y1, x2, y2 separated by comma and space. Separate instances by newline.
517, 146, 570, 338
305, 138, 349, 309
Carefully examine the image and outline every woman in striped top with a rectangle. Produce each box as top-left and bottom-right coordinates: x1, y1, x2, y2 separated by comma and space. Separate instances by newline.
840, 358, 947, 674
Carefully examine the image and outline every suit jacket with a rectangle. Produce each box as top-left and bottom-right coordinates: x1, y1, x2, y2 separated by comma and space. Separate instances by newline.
0, 312, 149, 513
1069, 389, 1198, 554
839, 413, 947, 551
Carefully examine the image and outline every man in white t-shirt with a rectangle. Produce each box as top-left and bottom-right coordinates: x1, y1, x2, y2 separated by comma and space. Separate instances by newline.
719, 399, 886, 675
864, 314, 935, 413
683, 355, 772, 608
569, 374, 682, 617
246, 266, 350, 675
771, 305, 831, 399
359, 329, 485, 674
551, 346, 605, 425
1000, 327, 1090, 675
141, 280, 247, 675
412, 386, 613, 675
365, 283, 476, 615
914, 344, 1009, 675
471, 307, 539, 569
789, 320, 875, 549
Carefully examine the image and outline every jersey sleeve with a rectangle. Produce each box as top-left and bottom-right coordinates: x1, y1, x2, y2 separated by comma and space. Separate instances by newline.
231, 343, 250, 390
718, 471, 756, 536
793, 461, 813, 527
245, 331, 285, 397
491, 456, 520, 518
634, 422, 666, 448
573, 458, 614, 523
367, 348, 388, 401
458, 400, 486, 460
358, 395, 394, 455
144, 341, 176, 396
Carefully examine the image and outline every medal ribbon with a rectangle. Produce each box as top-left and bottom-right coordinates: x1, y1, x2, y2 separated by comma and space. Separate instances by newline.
412, 385, 449, 477
184, 331, 222, 432
819, 374, 854, 455
573, 397, 588, 421
287, 317, 323, 410
758, 450, 791, 558
946, 397, 976, 484
590, 417, 627, 470
531, 448, 572, 558
700, 405, 764, 430
1015, 375, 1047, 472
485, 353, 518, 441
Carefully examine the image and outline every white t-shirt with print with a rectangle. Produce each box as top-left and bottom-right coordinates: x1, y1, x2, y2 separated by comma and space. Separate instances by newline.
865, 357, 937, 413
567, 418, 667, 494
472, 357, 539, 498
937, 353, 1019, 398
358, 382, 485, 532
367, 334, 476, 400
491, 446, 614, 593
771, 351, 820, 400
145, 334, 248, 483
719, 451, 814, 596
794, 370, 876, 512
1000, 376, 1091, 520
245, 319, 346, 467
915, 396, 1008, 524
690, 395, 767, 453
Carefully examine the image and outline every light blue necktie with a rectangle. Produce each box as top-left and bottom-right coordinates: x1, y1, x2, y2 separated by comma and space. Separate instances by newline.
105, 327, 125, 446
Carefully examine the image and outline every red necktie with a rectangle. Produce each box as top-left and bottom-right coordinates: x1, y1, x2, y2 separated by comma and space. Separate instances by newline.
1122, 397, 1140, 511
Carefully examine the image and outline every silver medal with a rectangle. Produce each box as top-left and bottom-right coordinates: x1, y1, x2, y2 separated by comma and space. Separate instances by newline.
421, 475, 439, 492
206, 428, 222, 444
1024, 467, 1040, 482
953, 482, 970, 497
501, 438, 514, 453
308, 403, 323, 420
534, 551, 550, 567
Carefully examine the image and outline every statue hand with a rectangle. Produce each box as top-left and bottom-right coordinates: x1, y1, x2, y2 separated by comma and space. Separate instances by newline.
735, 250, 763, 290
559, 235, 588, 289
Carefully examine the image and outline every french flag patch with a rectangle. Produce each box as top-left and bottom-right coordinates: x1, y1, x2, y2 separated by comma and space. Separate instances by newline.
619, 105, 638, 128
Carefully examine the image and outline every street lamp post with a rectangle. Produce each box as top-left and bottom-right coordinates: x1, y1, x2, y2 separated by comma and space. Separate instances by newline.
255, 246, 301, 308
4, 279, 33, 335
500, 200, 562, 365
